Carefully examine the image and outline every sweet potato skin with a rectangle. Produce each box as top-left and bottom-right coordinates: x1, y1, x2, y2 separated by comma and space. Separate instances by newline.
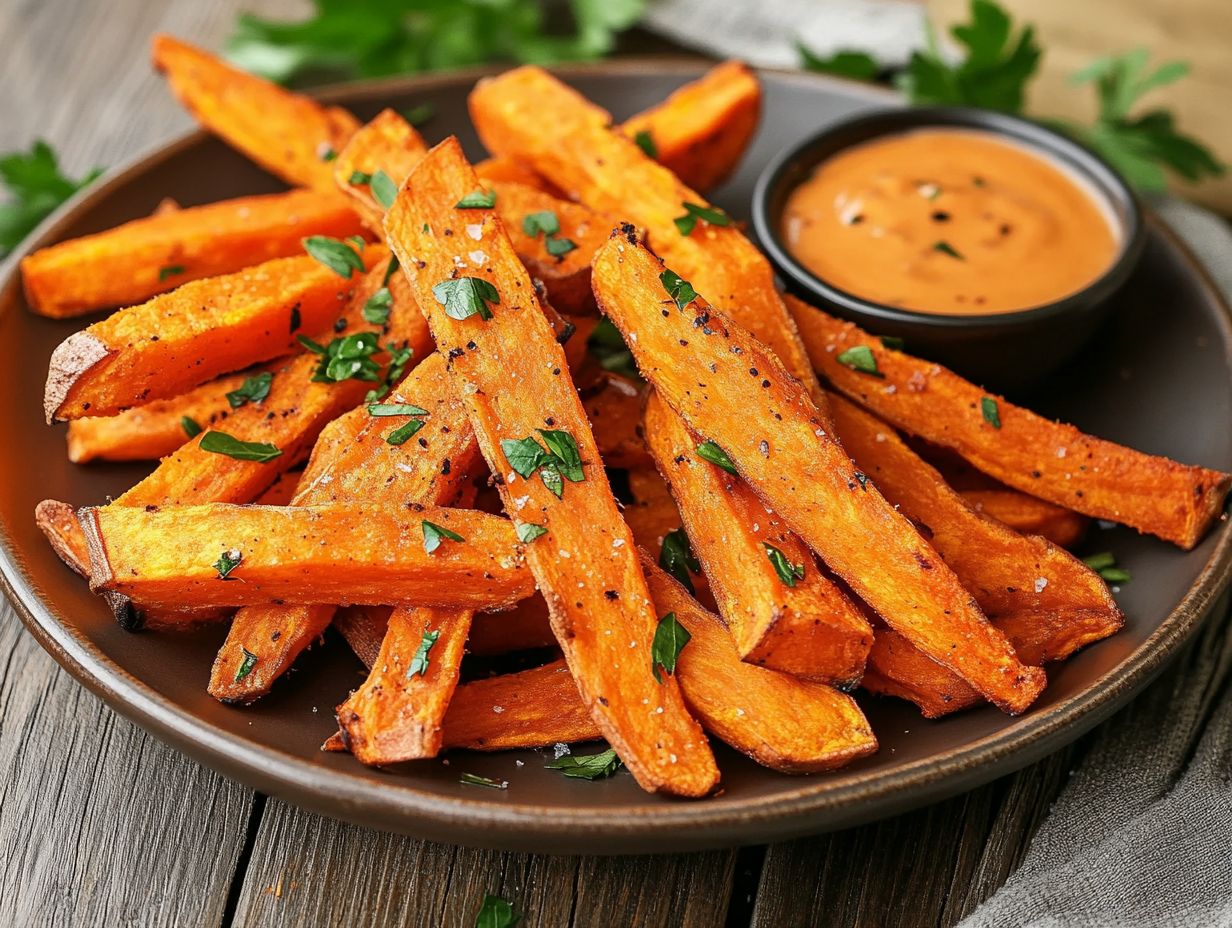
152, 34, 357, 191
22, 189, 366, 318
592, 234, 1046, 714
789, 297, 1232, 549
45, 250, 379, 422
468, 66, 820, 401
644, 391, 872, 685
385, 136, 718, 797
620, 60, 761, 193
82, 503, 531, 610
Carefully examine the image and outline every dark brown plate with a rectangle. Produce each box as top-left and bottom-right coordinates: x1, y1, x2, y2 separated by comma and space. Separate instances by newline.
2, 62, 1230, 855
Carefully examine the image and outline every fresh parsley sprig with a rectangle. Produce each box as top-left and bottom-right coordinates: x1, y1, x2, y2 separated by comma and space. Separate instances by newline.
0, 141, 101, 258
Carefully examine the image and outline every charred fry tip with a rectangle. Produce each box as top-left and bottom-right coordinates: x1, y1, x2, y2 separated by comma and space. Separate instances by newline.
108, 592, 145, 632
613, 222, 638, 245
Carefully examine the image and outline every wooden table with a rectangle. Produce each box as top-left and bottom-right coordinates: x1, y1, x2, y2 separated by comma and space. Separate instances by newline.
0, 2, 1216, 924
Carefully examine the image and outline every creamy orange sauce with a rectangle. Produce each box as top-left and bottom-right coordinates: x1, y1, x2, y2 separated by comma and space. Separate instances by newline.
781, 129, 1120, 314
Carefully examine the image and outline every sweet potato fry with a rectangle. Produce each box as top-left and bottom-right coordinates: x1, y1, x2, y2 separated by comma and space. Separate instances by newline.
443, 659, 600, 751
468, 598, 558, 655
960, 489, 1090, 549
333, 109, 430, 232
152, 35, 358, 191
65, 370, 252, 463
592, 233, 1045, 714
620, 60, 761, 193
82, 502, 532, 611
644, 390, 872, 684
22, 189, 367, 318
45, 249, 382, 422
254, 470, 302, 506
385, 137, 718, 797
469, 66, 820, 400
622, 469, 715, 611
582, 372, 650, 468
334, 605, 391, 669
789, 297, 1232, 549
643, 554, 877, 773
474, 157, 555, 192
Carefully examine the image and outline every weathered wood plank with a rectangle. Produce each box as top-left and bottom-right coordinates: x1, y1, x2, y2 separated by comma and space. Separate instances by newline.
230, 798, 736, 927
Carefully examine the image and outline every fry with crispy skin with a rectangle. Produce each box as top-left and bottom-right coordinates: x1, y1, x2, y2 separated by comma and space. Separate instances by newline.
592, 232, 1046, 714
644, 391, 872, 684
385, 136, 719, 797
961, 489, 1089, 549
333, 109, 430, 232
22, 189, 366, 318
788, 297, 1232, 549
152, 35, 358, 190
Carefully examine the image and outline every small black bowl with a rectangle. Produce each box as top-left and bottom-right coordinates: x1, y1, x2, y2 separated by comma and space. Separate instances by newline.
752, 106, 1147, 391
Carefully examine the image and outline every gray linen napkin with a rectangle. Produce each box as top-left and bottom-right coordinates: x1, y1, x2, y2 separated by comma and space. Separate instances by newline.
644, 2, 1232, 922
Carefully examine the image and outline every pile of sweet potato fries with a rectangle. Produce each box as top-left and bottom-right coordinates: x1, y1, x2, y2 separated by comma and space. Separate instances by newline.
26, 37, 1231, 796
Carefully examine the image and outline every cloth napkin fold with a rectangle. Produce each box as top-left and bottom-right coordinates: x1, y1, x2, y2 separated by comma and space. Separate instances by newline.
645, 2, 1232, 921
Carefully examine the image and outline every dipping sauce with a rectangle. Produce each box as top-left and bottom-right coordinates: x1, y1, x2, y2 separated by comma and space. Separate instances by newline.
780, 129, 1120, 315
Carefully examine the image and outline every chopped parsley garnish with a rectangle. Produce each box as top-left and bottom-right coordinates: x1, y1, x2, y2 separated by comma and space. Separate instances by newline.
695, 440, 738, 475
234, 646, 258, 683
346, 234, 366, 250
500, 430, 585, 498
674, 201, 731, 236
181, 415, 202, 438
362, 286, 393, 325
365, 342, 414, 402
516, 522, 548, 543
298, 331, 381, 383
289, 305, 302, 333
659, 527, 701, 594
475, 895, 520, 927
368, 402, 429, 417
422, 519, 464, 554
214, 548, 242, 580
586, 317, 639, 381
933, 240, 964, 260
0, 140, 101, 259
459, 772, 507, 790
522, 210, 575, 260
1083, 551, 1131, 584
546, 748, 623, 780
402, 103, 435, 126
836, 345, 883, 377
432, 277, 499, 321
660, 269, 697, 310
981, 396, 1002, 428
318, 146, 336, 162
407, 628, 440, 678
348, 170, 372, 185
764, 543, 806, 587
880, 335, 906, 350
455, 189, 496, 209
199, 431, 282, 462
651, 611, 691, 684
370, 169, 398, 209
225, 372, 273, 409
544, 234, 576, 258
303, 235, 366, 278
158, 264, 185, 282
386, 419, 425, 446
633, 129, 657, 158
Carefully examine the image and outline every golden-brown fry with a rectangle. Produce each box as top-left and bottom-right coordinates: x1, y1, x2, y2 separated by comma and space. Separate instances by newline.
253, 470, 302, 506
45, 249, 381, 422
22, 189, 366, 318
644, 554, 877, 773
469, 66, 819, 400
385, 136, 718, 797
592, 233, 1046, 714
474, 157, 555, 192
152, 35, 358, 190
620, 60, 761, 193
66, 370, 252, 464
334, 605, 391, 669
82, 502, 531, 611
644, 391, 872, 684
336, 606, 472, 763
333, 109, 430, 232
960, 489, 1090, 549
583, 372, 650, 468
789, 297, 1232, 549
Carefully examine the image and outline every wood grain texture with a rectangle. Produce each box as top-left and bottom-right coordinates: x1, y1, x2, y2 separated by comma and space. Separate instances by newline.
230, 798, 735, 927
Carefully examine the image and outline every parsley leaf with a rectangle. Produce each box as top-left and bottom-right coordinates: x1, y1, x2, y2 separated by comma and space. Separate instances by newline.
433, 277, 500, 321
422, 519, 465, 554
362, 286, 393, 325
214, 548, 243, 580
475, 893, 521, 927
386, 419, 424, 446
199, 431, 282, 462
300, 331, 382, 383
365, 342, 414, 402
181, 416, 203, 438
651, 611, 691, 684
348, 170, 372, 185
836, 345, 883, 378
897, 0, 1041, 113
370, 169, 399, 209
537, 429, 583, 482
673, 201, 731, 236
659, 527, 701, 595
546, 748, 623, 780
159, 264, 186, 282
501, 436, 552, 479
403, 103, 435, 126
500, 430, 585, 498
303, 235, 366, 278
1082, 551, 1131, 585
933, 240, 964, 260
0, 140, 102, 258
798, 45, 880, 81
764, 543, 806, 587
459, 772, 507, 790
544, 234, 576, 258
456, 189, 496, 209
522, 211, 559, 237
407, 628, 440, 678
225, 372, 273, 409
368, 402, 429, 417
633, 129, 657, 158
586, 318, 640, 381
234, 646, 258, 683
695, 440, 738, 475
981, 396, 1002, 429
660, 269, 697, 310
516, 522, 548, 543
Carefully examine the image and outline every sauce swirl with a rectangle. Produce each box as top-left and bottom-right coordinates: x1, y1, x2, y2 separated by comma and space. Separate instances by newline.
781, 129, 1120, 315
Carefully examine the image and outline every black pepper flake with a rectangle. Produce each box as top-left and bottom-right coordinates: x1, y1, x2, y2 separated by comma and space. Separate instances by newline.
544, 417, 555, 426
597, 695, 610, 706
447, 347, 464, 359
417, 437, 428, 448
931, 211, 950, 223
441, 459, 451, 475
759, 439, 769, 457
854, 471, 869, 490
466, 340, 477, 350
761, 379, 770, 388
604, 590, 619, 600
333, 317, 347, 333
